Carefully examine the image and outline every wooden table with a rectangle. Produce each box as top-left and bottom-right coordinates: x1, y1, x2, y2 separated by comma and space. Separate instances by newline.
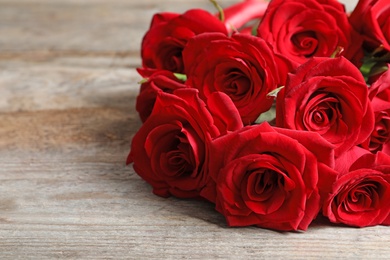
1, 0, 389, 259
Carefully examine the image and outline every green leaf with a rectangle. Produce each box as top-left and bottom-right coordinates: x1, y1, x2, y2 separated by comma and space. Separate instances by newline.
370, 64, 389, 77
360, 59, 377, 79
360, 49, 390, 82
173, 73, 187, 82
330, 46, 344, 58
266, 86, 284, 98
255, 106, 276, 124
138, 78, 149, 84
251, 21, 260, 36
210, 0, 225, 22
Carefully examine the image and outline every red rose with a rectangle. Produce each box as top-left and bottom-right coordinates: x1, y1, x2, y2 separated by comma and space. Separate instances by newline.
350, 0, 390, 52
323, 152, 390, 227
128, 89, 243, 198
141, 9, 227, 73
257, 0, 363, 67
135, 69, 187, 122
276, 57, 374, 157
204, 122, 335, 231
361, 66, 390, 153
183, 32, 280, 125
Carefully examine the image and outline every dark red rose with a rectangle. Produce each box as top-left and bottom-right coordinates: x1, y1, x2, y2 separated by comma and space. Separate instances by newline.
141, 9, 227, 73
135, 69, 187, 122
183, 32, 280, 125
361, 66, 390, 154
203, 122, 336, 231
323, 152, 390, 227
350, 0, 390, 52
128, 89, 243, 198
257, 0, 363, 68
276, 57, 374, 157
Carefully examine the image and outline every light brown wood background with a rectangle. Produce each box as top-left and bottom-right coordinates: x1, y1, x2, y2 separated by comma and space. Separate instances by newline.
1, 0, 389, 259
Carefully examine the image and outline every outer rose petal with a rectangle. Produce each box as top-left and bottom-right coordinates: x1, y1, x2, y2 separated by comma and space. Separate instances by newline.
135, 70, 188, 122
335, 146, 371, 174
206, 92, 244, 135
384, 215, 390, 225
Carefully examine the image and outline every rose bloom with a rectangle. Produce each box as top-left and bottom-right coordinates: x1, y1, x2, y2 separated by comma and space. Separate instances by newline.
128, 89, 243, 198
361, 66, 390, 154
323, 152, 390, 227
141, 9, 227, 73
135, 69, 187, 122
203, 122, 336, 231
257, 0, 363, 68
349, 0, 390, 52
276, 57, 374, 157
183, 32, 280, 125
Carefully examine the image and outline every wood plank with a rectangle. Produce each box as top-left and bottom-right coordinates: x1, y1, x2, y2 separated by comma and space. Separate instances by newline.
1, 154, 389, 259
1, 62, 389, 258
1, 0, 388, 259
0, 62, 139, 112
1, 140, 390, 259
0, 0, 237, 54
0, 0, 357, 54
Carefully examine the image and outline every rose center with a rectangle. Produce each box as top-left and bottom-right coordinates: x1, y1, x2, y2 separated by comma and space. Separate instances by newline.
313, 110, 324, 124
159, 39, 184, 73
368, 111, 390, 152
291, 31, 318, 57
242, 168, 289, 215
165, 141, 194, 177
254, 169, 280, 198
149, 125, 200, 179
304, 93, 340, 133
220, 69, 251, 101
343, 181, 381, 212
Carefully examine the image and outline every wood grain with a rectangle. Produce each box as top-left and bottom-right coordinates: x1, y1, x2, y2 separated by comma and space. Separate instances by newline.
1, 0, 389, 259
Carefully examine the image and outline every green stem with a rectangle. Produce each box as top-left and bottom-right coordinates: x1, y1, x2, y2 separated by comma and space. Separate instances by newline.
210, 0, 225, 22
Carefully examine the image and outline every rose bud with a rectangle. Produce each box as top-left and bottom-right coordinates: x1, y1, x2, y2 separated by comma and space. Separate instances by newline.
276, 56, 375, 157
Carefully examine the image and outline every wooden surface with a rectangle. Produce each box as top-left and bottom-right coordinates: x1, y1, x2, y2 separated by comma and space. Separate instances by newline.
1, 0, 389, 259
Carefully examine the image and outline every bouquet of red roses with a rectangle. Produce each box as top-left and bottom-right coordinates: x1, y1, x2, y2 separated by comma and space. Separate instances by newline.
127, 0, 390, 231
